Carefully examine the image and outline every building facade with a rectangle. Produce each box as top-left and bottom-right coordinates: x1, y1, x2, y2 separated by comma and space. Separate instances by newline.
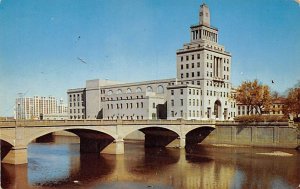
15, 96, 68, 120
67, 4, 236, 121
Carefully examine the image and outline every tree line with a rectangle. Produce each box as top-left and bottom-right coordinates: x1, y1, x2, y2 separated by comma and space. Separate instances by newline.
235, 79, 300, 121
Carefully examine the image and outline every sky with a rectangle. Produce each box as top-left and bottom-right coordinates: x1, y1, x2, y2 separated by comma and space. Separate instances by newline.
0, 0, 299, 117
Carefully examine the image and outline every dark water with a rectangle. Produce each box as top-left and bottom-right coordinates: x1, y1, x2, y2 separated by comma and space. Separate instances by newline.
1, 136, 300, 189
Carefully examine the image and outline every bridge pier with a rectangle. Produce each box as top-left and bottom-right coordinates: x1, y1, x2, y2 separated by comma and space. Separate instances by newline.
101, 139, 124, 155
80, 137, 124, 155
2, 146, 28, 165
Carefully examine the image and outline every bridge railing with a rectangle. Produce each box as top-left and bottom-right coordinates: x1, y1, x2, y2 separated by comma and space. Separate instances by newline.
0, 119, 216, 127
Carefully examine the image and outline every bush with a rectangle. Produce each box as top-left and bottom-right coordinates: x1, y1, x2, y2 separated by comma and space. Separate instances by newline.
234, 115, 288, 122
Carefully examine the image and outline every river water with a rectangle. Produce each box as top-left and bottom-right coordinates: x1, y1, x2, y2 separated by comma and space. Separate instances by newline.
1, 136, 300, 189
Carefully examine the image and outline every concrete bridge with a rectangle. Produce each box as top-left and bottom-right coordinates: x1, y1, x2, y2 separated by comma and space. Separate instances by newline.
0, 120, 215, 165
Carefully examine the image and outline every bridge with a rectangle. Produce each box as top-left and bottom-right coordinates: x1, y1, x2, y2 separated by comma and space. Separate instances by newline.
0, 120, 215, 165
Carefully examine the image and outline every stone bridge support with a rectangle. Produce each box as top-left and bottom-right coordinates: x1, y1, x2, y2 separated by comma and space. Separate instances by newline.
2, 146, 28, 165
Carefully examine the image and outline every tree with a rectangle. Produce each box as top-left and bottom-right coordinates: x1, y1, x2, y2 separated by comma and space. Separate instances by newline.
235, 79, 272, 115
283, 87, 300, 120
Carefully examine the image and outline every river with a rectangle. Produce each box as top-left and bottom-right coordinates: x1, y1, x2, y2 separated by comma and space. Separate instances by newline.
1, 136, 300, 189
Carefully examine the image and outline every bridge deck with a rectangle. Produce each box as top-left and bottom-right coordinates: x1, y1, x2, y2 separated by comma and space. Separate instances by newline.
0, 119, 216, 127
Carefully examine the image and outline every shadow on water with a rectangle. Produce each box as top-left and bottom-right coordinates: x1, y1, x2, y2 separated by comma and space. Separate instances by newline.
1, 136, 300, 189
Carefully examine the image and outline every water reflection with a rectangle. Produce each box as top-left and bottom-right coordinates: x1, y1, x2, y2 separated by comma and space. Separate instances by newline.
1, 136, 300, 189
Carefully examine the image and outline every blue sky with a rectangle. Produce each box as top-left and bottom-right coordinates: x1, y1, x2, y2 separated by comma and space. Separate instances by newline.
0, 0, 299, 117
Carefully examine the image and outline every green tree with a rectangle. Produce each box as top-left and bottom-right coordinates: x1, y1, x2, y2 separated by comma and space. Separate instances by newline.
235, 79, 272, 114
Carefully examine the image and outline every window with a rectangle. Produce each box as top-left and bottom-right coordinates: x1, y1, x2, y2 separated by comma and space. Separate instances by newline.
111, 104, 113, 109
171, 100, 174, 106
136, 87, 142, 93
181, 73, 183, 78
192, 63, 194, 68
130, 103, 133, 108
197, 99, 199, 106
181, 56, 183, 62
171, 90, 174, 95
107, 104, 109, 109
186, 64, 189, 69
186, 56, 189, 61
189, 99, 191, 106
180, 99, 183, 106
186, 73, 189, 78
197, 62, 200, 67
153, 103, 156, 108
192, 55, 194, 60
146, 86, 153, 92
180, 110, 183, 117
180, 89, 183, 95
116, 89, 122, 94
197, 81, 200, 85
189, 89, 191, 95
181, 65, 183, 70
193, 99, 195, 106
108, 90, 113, 95
197, 54, 200, 59
197, 72, 200, 77
141, 102, 144, 108
157, 85, 164, 94
192, 72, 194, 77
171, 111, 174, 117
126, 88, 132, 93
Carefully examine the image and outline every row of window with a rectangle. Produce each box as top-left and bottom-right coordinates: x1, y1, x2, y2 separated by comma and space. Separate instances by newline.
103, 95, 144, 102
180, 62, 201, 70
107, 102, 144, 110
69, 109, 85, 114
206, 81, 230, 89
69, 94, 84, 102
107, 115, 144, 120
69, 102, 84, 107
206, 90, 229, 98
170, 110, 203, 118
180, 71, 201, 79
170, 89, 201, 96
106, 86, 164, 95
180, 54, 201, 62
70, 115, 85, 119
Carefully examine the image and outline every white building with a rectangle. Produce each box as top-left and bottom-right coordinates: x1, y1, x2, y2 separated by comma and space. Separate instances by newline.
67, 4, 236, 121
15, 96, 68, 120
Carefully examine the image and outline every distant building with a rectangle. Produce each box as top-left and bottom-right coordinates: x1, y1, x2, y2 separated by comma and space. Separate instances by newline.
237, 97, 285, 116
15, 96, 67, 120
67, 4, 236, 121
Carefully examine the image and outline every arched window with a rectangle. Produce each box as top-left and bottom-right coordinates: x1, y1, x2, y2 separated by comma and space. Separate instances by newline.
116, 89, 122, 94
146, 86, 153, 92
136, 87, 142, 93
157, 85, 164, 93
126, 88, 132, 93
107, 90, 113, 95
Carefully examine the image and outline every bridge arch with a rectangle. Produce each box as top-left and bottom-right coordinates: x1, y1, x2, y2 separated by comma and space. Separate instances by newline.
0, 135, 15, 146
185, 126, 215, 146
119, 125, 181, 139
24, 126, 117, 146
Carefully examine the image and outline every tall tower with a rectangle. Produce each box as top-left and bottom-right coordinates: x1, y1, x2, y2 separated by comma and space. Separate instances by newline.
175, 3, 235, 120
199, 3, 210, 26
